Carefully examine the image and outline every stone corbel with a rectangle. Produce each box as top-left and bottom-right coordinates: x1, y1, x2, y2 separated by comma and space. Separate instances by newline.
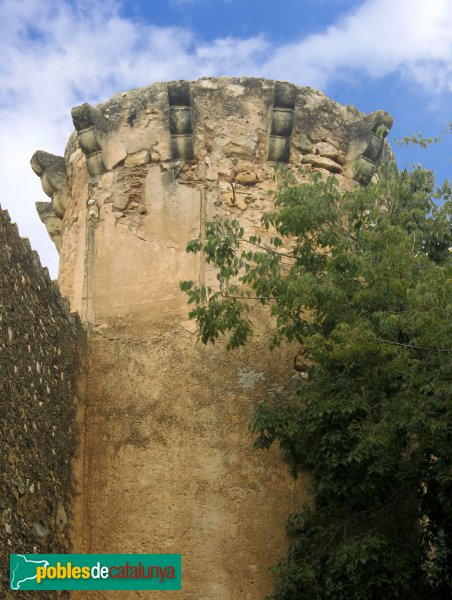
268, 82, 297, 162
168, 82, 194, 161
346, 110, 394, 184
71, 103, 107, 177
35, 201, 63, 252
30, 150, 69, 219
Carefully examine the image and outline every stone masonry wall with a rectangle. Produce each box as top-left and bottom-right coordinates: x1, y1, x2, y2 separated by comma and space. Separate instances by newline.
0, 207, 83, 598
30, 77, 394, 600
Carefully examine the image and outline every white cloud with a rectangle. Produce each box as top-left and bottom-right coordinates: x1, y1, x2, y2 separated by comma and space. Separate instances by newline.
264, 0, 452, 89
0, 0, 451, 277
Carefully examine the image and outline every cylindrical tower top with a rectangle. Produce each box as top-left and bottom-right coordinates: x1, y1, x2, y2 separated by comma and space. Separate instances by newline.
31, 77, 393, 322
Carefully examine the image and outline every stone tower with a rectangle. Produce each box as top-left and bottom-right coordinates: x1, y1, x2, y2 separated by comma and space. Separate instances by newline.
31, 77, 392, 599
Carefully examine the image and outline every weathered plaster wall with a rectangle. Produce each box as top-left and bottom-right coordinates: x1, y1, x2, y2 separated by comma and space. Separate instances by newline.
32, 77, 393, 600
0, 207, 83, 598
76, 316, 309, 600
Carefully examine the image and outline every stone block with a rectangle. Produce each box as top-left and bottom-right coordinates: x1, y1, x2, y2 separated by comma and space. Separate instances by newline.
301, 154, 343, 173
235, 171, 258, 186
125, 149, 150, 168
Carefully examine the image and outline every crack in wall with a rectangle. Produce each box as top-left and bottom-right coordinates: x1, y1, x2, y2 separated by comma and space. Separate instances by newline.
199, 186, 207, 287
82, 199, 96, 326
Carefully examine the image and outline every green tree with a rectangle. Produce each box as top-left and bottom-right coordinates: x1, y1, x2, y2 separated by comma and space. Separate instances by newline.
181, 161, 452, 599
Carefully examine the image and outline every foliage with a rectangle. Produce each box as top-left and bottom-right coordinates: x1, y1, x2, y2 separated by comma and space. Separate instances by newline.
374, 124, 389, 139
394, 131, 442, 148
180, 162, 452, 599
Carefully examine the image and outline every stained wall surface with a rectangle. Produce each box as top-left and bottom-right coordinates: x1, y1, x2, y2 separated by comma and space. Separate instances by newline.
32, 77, 393, 599
0, 207, 83, 598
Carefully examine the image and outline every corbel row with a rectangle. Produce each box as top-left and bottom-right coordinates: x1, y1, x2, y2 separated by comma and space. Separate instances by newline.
30, 151, 69, 251
31, 103, 108, 250
31, 81, 395, 253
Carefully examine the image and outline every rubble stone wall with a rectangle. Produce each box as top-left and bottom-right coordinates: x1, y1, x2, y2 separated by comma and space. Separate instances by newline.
0, 207, 83, 598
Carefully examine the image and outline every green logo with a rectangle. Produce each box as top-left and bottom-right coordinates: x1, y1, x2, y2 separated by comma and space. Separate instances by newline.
10, 554, 181, 590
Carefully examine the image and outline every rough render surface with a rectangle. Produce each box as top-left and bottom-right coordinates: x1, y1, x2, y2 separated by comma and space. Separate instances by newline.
31, 77, 393, 599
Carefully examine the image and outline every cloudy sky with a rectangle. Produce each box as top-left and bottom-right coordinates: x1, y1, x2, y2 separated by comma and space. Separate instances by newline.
1, 0, 451, 277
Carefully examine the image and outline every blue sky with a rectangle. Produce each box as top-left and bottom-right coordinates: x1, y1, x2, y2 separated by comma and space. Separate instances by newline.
0, 0, 451, 276
125, 0, 365, 42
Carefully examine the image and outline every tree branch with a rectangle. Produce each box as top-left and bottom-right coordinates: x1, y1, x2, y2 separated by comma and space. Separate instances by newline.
238, 236, 298, 259
384, 305, 448, 315
376, 337, 452, 353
